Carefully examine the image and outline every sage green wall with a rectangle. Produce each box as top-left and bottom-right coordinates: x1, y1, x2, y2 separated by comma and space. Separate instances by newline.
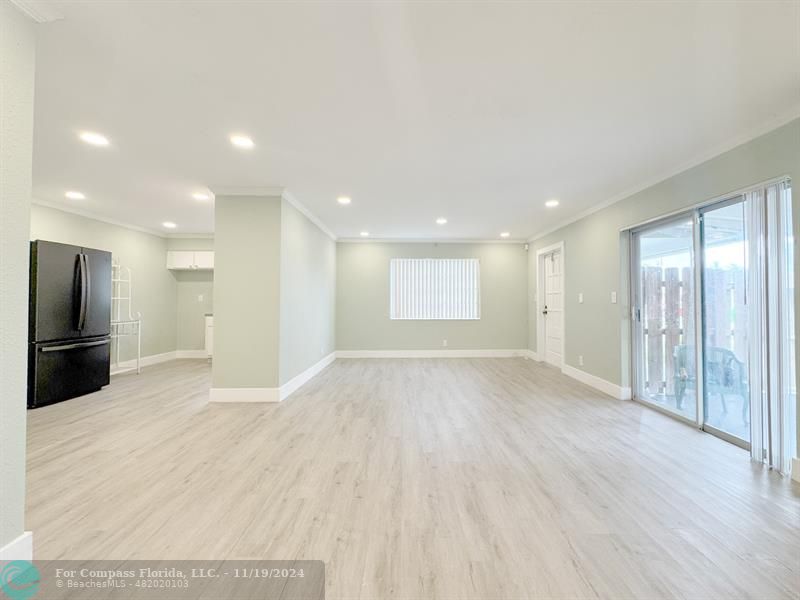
30, 204, 178, 360
336, 243, 528, 350
0, 0, 35, 551
166, 237, 214, 251
527, 118, 800, 449
279, 200, 336, 384
212, 195, 281, 388
167, 238, 214, 351
174, 271, 213, 351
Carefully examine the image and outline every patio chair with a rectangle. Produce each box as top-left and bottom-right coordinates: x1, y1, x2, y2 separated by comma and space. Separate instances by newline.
673, 345, 749, 425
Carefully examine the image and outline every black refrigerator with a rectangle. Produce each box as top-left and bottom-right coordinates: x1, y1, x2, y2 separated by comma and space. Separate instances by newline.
28, 240, 112, 408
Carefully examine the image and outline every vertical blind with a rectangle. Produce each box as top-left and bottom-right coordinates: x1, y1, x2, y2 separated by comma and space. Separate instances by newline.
389, 258, 480, 320
749, 179, 796, 474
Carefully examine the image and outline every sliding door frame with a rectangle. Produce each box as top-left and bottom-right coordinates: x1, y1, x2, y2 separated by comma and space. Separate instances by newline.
691, 211, 706, 430
619, 175, 790, 233
697, 195, 751, 450
627, 175, 791, 443
630, 210, 702, 428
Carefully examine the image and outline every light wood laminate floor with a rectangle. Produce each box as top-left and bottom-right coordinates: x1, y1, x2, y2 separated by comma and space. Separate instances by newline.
27, 358, 800, 599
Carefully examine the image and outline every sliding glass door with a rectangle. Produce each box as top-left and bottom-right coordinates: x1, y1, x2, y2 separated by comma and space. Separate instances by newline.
632, 216, 698, 421
699, 199, 750, 446
631, 179, 796, 472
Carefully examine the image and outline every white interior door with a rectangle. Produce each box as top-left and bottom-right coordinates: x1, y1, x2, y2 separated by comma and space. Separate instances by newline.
543, 251, 563, 367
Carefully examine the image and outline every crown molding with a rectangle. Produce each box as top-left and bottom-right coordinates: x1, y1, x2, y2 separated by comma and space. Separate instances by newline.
32, 198, 168, 238
210, 185, 337, 241
33, 188, 336, 242
282, 191, 337, 241
527, 106, 800, 243
208, 185, 285, 197
165, 232, 214, 239
9, 0, 63, 22
337, 238, 526, 245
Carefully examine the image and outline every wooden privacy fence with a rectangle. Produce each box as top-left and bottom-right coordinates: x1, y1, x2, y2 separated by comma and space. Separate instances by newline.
643, 265, 746, 397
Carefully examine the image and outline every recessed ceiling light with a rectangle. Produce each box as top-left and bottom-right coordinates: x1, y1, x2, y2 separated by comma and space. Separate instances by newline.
360, 231, 369, 237
65, 191, 86, 200
192, 192, 210, 201
162, 221, 177, 229
337, 196, 352, 205
545, 199, 560, 208
500, 232, 510, 238
436, 217, 447, 225
79, 131, 110, 146
230, 134, 254, 149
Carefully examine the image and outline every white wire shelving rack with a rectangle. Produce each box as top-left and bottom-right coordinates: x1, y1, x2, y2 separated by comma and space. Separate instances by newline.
111, 261, 142, 374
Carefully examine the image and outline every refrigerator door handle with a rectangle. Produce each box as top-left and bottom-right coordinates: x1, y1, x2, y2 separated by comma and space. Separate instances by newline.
84, 252, 92, 323
77, 253, 88, 330
40, 339, 110, 352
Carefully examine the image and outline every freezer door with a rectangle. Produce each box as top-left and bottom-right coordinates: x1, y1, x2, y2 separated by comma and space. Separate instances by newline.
28, 336, 111, 408
80, 247, 112, 338
29, 240, 83, 342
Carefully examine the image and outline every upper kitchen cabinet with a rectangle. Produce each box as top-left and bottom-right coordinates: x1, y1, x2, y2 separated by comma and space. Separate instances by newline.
166, 250, 214, 270
192, 251, 214, 269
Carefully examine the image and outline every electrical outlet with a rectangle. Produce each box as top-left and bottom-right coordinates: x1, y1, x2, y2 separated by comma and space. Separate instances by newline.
579, 355, 584, 367
578, 292, 584, 304
611, 291, 617, 304
198, 294, 204, 302
442, 339, 448, 347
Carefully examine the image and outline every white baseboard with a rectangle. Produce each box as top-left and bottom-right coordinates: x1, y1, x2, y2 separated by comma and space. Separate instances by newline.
520, 349, 539, 361
561, 364, 631, 400
792, 458, 800, 484
209, 387, 280, 403
209, 350, 528, 402
523, 352, 632, 401
335, 349, 528, 359
279, 352, 335, 401
175, 349, 208, 359
0, 531, 32, 561
111, 350, 208, 375
111, 351, 177, 375
209, 353, 336, 403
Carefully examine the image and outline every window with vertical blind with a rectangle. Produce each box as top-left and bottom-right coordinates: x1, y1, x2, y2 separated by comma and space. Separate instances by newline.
389, 258, 480, 320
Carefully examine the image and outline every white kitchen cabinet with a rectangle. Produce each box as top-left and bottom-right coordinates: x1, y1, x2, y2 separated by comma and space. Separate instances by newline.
193, 251, 214, 269
205, 315, 213, 357
166, 250, 195, 270
166, 250, 214, 270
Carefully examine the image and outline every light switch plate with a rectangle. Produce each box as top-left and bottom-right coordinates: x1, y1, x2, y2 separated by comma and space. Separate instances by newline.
578, 293, 584, 304
611, 291, 617, 304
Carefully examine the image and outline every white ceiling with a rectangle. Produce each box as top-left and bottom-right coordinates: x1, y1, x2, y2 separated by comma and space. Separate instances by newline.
29, 1, 800, 239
